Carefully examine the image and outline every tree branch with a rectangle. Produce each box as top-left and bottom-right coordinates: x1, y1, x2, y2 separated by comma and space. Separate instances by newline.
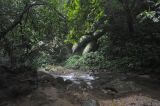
72, 29, 106, 53
53, 7, 66, 20
0, 2, 45, 40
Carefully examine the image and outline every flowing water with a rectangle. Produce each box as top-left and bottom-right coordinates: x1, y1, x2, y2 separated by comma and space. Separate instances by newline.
51, 72, 96, 85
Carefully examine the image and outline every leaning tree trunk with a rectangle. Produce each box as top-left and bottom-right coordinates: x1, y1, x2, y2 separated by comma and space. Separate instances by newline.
82, 40, 98, 55
72, 30, 106, 54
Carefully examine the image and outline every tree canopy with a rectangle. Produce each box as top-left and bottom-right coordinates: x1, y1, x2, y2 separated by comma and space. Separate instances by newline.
0, 0, 160, 73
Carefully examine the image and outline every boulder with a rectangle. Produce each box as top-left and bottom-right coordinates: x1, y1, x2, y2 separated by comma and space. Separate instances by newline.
56, 77, 65, 84
101, 79, 141, 95
65, 79, 73, 85
38, 71, 55, 83
0, 65, 37, 98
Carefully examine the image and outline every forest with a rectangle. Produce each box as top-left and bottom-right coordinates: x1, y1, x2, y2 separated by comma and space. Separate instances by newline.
0, 0, 160, 106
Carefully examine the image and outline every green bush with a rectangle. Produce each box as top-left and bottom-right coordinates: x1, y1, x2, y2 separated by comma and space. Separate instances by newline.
64, 55, 81, 69
64, 52, 108, 70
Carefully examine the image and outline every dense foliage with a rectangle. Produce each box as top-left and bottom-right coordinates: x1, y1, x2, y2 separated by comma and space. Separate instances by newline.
65, 52, 107, 70
0, 0, 160, 73
65, 0, 160, 72
0, 0, 69, 67
64, 0, 105, 43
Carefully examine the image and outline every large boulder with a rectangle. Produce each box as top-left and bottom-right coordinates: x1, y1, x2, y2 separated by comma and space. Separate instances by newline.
0, 65, 37, 99
102, 79, 140, 95
92, 72, 141, 95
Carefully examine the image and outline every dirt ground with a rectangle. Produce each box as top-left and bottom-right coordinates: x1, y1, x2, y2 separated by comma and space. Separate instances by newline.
1, 66, 160, 106
3, 84, 159, 106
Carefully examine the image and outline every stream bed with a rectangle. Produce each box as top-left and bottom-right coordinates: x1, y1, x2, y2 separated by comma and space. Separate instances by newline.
51, 72, 96, 86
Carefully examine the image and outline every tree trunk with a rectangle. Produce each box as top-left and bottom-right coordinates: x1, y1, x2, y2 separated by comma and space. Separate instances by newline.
126, 10, 134, 33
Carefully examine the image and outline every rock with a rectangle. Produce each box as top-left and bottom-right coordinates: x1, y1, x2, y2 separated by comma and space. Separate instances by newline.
38, 71, 55, 83
65, 79, 73, 85
102, 79, 141, 94
92, 71, 141, 95
81, 99, 99, 106
56, 77, 65, 84
139, 75, 150, 79
103, 87, 118, 93
0, 65, 37, 98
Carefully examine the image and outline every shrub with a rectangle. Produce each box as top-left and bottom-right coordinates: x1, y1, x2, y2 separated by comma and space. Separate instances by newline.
64, 55, 81, 69
65, 52, 108, 70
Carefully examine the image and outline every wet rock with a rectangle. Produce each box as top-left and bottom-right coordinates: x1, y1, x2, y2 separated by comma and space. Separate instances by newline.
38, 71, 73, 87
81, 99, 99, 106
38, 71, 55, 83
65, 79, 73, 85
56, 77, 65, 84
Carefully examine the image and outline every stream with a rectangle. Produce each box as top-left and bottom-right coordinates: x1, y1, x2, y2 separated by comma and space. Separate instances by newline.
38, 68, 97, 87
51, 72, 96, 86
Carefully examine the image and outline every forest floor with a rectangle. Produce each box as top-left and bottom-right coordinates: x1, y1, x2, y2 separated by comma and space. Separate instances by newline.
0, 65, 160, 106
